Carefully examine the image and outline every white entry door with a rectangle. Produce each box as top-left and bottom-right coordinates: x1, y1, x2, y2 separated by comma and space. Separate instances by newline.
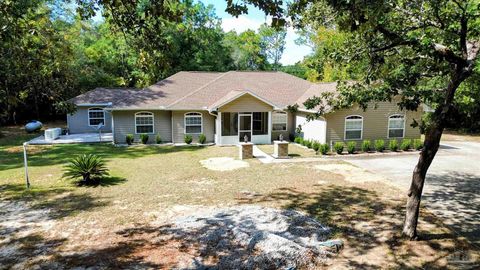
238, 113, 252, 142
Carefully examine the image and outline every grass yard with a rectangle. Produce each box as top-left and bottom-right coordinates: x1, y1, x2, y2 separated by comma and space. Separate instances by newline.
1, 124, 478, 269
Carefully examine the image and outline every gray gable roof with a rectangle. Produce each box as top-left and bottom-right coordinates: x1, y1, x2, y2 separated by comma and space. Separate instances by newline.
70, 71, 337, 111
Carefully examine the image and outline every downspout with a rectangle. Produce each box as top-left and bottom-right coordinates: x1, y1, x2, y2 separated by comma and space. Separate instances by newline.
208, 108, 218, 144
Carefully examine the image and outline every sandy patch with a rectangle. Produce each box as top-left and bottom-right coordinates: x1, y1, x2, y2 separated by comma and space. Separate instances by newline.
314, 163, 386, 183
200, 157, 249, 171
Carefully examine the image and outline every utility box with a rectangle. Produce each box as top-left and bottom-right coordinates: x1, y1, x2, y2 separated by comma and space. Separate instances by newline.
44, 128, 62, 141
238, 142, 253, 160
273, 141, 289, 159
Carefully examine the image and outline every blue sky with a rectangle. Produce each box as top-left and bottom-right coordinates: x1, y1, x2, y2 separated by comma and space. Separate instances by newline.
201, 0, 311, 65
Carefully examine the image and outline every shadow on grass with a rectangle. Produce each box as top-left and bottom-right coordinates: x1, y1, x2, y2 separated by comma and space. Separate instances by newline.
0, 143, 206, 171
76, 176, 128, 187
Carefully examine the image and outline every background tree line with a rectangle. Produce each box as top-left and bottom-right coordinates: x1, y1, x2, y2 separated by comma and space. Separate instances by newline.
0, 0, 287, 124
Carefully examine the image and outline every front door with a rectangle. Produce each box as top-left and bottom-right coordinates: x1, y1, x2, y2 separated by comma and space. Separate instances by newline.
238, 113, 252, 142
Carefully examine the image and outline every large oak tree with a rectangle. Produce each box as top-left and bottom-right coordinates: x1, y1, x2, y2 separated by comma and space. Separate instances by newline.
227, 0, 480, 239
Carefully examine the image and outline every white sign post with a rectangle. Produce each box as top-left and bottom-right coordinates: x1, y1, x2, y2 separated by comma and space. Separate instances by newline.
23, 142, 30, 188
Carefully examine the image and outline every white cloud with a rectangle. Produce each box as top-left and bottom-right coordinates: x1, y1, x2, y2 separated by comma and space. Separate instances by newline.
221, 15, 312, 65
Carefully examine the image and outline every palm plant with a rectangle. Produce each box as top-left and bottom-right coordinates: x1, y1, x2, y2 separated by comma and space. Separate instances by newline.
63, 154, 109, 184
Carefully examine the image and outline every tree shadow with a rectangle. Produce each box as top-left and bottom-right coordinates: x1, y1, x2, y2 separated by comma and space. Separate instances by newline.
423, 171, 480, 246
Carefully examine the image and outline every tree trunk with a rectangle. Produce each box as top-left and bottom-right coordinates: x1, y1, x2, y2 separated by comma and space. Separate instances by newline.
402, 68, 467, 239
402, 122, 443, 239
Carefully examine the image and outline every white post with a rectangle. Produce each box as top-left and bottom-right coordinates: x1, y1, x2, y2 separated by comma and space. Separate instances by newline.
23, 142, 30, 188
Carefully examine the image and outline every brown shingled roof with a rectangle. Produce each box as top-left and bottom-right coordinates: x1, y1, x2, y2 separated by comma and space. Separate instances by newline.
70, 71, 338, 111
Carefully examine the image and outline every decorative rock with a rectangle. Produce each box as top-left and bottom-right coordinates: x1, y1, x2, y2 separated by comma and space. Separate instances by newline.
239, 142, 253, 160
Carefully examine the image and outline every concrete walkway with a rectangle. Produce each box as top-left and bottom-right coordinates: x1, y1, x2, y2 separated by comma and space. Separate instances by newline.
346, 141, 480, 246
252, 145, 275, 164
28, 133, 113, 145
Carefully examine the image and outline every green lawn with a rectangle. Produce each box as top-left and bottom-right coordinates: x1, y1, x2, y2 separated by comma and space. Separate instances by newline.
1, 124, 477, 269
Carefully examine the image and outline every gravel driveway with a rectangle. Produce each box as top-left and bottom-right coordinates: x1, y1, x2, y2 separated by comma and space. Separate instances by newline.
346, 141, 480, 246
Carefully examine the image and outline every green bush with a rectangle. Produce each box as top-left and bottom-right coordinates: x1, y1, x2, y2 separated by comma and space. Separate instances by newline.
184, 134, 193, 144
126, 134, 134, 145
156, 134, 162, 144
413, 139, 423, 150
312, 141, 321, 152
361, 140, 371, 152
375, 139, 385, 152
301, 138, 308, 146
63, 154, 109, 184
305, 140, 312, 148
294, 137, 302, 144
140, 133, 149, 144
347, 141, 356, 154
333, 142, 344, 154
389, 139, 399, 151
401, 139, 412, 151
319, 143, 329, 155
198, 134, 206, 144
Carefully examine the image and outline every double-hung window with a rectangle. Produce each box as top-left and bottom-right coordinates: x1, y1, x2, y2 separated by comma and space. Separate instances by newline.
388, 114, 405, 138
272, 111, 287, 131
135, 112, 154, 134
185, 112, 202, 134
88, 108, 105, 126
345, 115, 363, 140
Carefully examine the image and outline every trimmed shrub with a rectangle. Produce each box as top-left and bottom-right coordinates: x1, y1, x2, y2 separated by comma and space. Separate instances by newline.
305, 140, 312, 148
156, 134, 162, 144
319, 143, 329, 155
333, 142, 344, 154
413, 139, 423, 150
126, 134, 134, 145
301, 138, 308, 146
294, 137, 302, 144
401, 139, 411, 151
347, 141, 356, 154
198, 134, 206, 144
140, 134, 149, 144
389, 139, 399, 151
184, 134, 193, 144
63, 154, 109, 184
312, 141, 321, 152
361, 140, 371, 152
374, 139, 385, 152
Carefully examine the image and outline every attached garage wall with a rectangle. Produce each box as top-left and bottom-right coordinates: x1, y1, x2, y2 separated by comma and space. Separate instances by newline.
171, 110, 215, 143
324, 101, 422, 145
295, 112, 327, 144
112, 110, 172, 144
67, 106, 112, 133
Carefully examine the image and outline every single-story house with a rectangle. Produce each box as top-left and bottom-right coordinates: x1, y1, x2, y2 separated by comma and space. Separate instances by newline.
68, 71, 422, 145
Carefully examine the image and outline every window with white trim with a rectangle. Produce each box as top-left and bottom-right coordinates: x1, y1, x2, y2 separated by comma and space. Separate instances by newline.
185, 112, 202, 134
135, 112, 154, 134
88, 108, 105, 126
272, 111, 287, 131
345, 115, 363, 140
388, 114, 405, 138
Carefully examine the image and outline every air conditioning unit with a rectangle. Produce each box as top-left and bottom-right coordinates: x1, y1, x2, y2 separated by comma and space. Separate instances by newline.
45, 128, 62, 141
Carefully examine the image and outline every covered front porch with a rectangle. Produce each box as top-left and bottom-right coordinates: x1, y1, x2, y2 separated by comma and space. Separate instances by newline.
210, 91, 289, 145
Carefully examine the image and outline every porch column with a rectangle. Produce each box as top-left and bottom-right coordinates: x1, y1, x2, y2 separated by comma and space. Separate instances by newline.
268, 111, 272, 143
216, 112, 222, 145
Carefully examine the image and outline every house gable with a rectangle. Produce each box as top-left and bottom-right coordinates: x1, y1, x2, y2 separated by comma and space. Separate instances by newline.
217, 92, 275, 112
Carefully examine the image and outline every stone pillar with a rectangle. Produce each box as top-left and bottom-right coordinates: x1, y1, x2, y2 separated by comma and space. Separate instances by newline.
273, 140, 289, 159
238, 142, 253, 160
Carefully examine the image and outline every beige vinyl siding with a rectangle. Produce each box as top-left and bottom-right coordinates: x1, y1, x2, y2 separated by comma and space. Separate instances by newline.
67, 106, 112, 133
172, 111, 215, 143
218, 94, 273, 112
324, 102, 422, 145
271, 111, 295, 141
112, 110, 172, 144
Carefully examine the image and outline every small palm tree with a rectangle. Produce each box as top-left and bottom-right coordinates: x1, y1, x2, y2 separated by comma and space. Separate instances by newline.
63, 154, 109, 184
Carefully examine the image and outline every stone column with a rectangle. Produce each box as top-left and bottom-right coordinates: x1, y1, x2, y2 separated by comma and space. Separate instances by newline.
273, 140, 289, 159
238, 142, 253, 160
